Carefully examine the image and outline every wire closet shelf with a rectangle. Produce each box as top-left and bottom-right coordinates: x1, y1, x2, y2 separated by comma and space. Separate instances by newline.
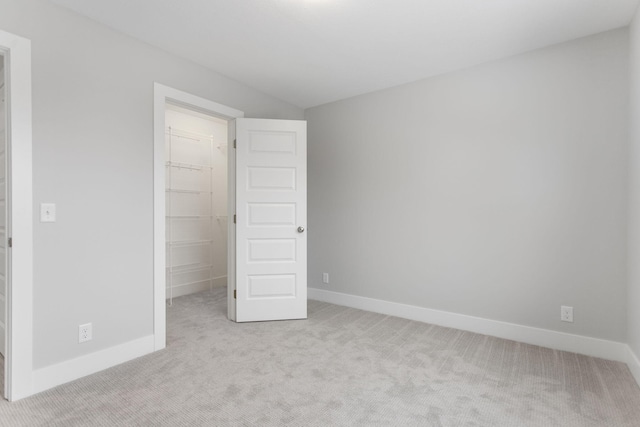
165, 126, 221, 306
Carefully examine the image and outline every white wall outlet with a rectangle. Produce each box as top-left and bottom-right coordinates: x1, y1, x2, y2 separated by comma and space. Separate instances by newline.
79, 323, 92, 343
322, 272, 329, 284
561, 306, 573, 323
40, 203, 56, 222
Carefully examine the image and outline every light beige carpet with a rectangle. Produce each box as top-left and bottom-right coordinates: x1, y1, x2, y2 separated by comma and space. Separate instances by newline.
0, 288, 639, 426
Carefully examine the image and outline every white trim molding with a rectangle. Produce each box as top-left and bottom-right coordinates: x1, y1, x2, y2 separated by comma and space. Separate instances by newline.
153, 83, 243, 351
32, 335, 155, 395
308, 288, 628, 363
168, 276, 228, 300
627, 346, 640, 388
0, 29, 33, 401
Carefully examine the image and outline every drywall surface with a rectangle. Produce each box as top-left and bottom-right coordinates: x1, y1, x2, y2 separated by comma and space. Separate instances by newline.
306, 29, 629, 342
0, 0, 303, 369
629, 7, 640, 357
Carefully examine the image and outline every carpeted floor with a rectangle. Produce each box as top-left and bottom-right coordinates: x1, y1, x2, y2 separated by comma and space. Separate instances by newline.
1, 288, 639, 426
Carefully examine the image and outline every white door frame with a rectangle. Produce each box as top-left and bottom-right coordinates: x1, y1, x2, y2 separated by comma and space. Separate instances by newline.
0, 29, 33, 401
153, 83, 243, 349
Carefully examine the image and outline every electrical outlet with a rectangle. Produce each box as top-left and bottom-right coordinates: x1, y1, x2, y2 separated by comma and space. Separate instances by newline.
79, 323, 92, 343
322, 272, 329, 284
561, 306, 573, 323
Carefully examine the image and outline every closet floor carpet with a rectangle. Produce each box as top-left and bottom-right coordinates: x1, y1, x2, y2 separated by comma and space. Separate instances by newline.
1, 288, 639, 426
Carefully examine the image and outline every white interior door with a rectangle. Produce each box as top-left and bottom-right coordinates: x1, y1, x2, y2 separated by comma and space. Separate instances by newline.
232, 118, 306, 322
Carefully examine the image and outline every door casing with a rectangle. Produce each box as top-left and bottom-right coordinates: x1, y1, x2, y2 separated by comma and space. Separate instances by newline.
153, 83, 243, 349
0, 29, 33, 402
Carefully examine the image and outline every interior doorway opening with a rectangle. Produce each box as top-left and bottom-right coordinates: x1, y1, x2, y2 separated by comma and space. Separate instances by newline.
154, 83, 244, 350
0, 52, 6, 400
0, 29, 33, 402
164, 103, 229, 306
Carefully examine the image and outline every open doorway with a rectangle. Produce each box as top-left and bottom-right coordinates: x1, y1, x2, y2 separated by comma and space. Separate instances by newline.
0, 29, 35, 401
153, 83, 244, 351
154, 84, 308, 346
0, 53, 6, 400
164, 104, 228, 305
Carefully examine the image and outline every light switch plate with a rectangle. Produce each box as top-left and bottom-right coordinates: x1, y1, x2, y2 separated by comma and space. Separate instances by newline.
40, 203, 56, 222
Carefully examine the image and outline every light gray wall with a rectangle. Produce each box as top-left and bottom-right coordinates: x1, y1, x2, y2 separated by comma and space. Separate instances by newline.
628, 7, 640, 356
0, 0, 303, 368
306, 29, 629, 342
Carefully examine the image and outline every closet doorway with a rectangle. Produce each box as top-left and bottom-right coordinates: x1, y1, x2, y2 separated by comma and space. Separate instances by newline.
154, 84, 307, 348
0, 52, 6, 400
153, 83, 244, 350
164, 104, 228, 304
0, 28, 33, 402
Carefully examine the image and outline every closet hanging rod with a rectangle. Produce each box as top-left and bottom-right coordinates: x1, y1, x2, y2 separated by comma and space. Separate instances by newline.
166, 126, 214, 140
165, 133, 202, 143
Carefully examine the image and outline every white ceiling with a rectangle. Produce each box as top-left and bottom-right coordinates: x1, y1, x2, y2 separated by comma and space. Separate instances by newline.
50, 0, 639, 109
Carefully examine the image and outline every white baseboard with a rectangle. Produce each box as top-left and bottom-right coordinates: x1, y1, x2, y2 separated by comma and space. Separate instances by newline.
168, 282, 210, 299
627, 346, 640, 387
167, 276, 227, 299
308, 288, 628, 363
32, 335, 155, 395
212, 276, 227, 288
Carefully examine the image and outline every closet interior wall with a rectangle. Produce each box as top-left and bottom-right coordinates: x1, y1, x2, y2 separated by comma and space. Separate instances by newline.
165, 105, 228, 302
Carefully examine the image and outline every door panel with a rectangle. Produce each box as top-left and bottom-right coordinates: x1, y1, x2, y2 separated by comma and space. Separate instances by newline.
234, 118, 306, 322
247, 203, 296, 226
247, 167, 296, 190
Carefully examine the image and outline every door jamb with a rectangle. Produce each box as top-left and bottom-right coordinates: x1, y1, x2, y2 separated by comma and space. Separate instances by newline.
153, 83, 243, 349
0, 29, 33, 401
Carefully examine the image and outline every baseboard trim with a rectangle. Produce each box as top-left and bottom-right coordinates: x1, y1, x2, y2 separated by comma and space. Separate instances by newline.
212, 276, 227, 288
168, 282, 210, 299
168, 276, 227, 299
627, 346, 640, 387
308, 288, 627, 362
32, 335, 155, 395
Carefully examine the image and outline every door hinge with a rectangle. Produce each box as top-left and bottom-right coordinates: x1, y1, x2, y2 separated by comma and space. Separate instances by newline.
8, 237, 12, 248
234, 289, 237, 299
233, 139, 236, 149
234, 214, 236, 224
